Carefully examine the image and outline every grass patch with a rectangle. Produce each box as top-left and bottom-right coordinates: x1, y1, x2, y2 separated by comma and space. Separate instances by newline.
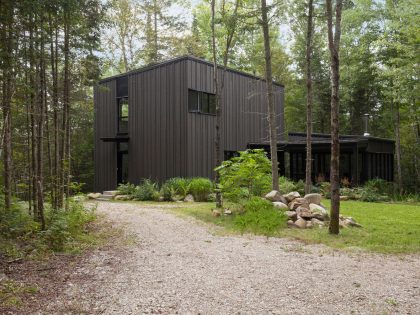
0, 280, 38, 308
166, 200, 420, 254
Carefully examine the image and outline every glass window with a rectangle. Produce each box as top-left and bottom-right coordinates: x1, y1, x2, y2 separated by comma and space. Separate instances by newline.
201, 92, 209, 113
208, 94, 216, 114
188, 90, 199, 112
118, 97, 128, 133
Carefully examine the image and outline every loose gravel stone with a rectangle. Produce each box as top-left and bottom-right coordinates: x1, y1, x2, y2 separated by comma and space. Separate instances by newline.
44, 201, 420, 315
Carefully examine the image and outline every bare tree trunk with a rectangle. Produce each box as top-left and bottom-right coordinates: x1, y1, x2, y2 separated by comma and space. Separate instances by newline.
1, 0, 14, 211
260, 0, 279, 190
305, 0, 314, 195
394, 101, 403, 195
211, 0, 222, 208
326, 0, 343, 235
153, 0, 158, 62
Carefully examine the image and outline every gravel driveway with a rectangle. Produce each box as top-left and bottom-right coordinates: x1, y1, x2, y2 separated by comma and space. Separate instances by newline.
44, 201, 420, 315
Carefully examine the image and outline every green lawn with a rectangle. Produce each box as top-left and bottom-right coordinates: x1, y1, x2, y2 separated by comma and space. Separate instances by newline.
168, 200, 420, 254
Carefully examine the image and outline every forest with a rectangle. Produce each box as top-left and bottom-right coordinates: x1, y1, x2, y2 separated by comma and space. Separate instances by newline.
0, 0, 418, 220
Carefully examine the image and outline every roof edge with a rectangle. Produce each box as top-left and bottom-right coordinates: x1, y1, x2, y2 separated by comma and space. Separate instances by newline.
98, 55, 285, 87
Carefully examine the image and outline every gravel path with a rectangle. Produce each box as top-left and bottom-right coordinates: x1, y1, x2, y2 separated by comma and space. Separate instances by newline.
45, 201, 420, 315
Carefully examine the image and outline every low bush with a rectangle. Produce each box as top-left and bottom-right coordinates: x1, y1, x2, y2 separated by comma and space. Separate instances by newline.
189, 177, 213, 202
132, 179, 159, 201
43, 201, 96, 251
164, 177, 191, 199
216, 149, 271, 201
234, 197, 287, 235
116, 182, 136, 196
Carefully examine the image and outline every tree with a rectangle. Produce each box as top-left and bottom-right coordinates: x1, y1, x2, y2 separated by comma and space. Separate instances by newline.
260, 0, 279, 190
326, 0, 343, 235
304, 0, 314, 194
210, 0, 241, 208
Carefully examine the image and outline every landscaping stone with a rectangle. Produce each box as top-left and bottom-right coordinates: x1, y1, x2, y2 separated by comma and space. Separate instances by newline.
87, 193, 101, 199
311, 218, 325, 227
306, 221, 313, 228
309, 203, 329, 221
184, 194, 194, 202
287, 220, 296, 228
288, 198, 309, 211
224, 209, 232, 215
212, 210, 221, 217
283, 191, 301, 203
340, 195, 350, 201
296, 206, 315, 219
294, 218, 307, 229
265, 190, 287, 203
273, 201, 288, 210
285, 211, 298, 221
304, 193, 322, 205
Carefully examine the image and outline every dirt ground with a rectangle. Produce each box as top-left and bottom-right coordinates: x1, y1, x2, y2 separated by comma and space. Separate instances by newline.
2, 201, 419, 314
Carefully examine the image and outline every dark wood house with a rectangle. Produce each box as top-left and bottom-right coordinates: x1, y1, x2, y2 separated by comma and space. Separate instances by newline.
94, 55, 394, 191
94, 55, 284, 191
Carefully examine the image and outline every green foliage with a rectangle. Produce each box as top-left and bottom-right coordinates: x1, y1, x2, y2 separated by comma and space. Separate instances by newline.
132, 179, 159, 201
164, 177, 191, 199
188, 177, 213, 202
42, 201, 96, 251
279, 176, 305, 195
234, 197, 287, 236
116, 182, 136, 196
160, 182, 174, 201
216, 149, 271, 202
69, 182, 85, 195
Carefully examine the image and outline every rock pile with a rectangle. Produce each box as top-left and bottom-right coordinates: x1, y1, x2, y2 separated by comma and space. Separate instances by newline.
265, 191, 361, 229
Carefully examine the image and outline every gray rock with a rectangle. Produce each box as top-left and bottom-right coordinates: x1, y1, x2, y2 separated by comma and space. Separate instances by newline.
294, 218, 307, 229
273, 201, 288, 210
287, 220, 297, 228
306, 221, 313, 228
265, 190, 287, 203
311, 218, 325, 227
304, 193, 322, 205
285, 211, 298, 221
87, 193, 102, 199
340, 195, 350, 201
224, 209, 232, 215
289, 198, 309, 210
283, 191, 301, 203
309, 203, 329, 220
296, 206, 315, 219
212, 210, 221, 217
184, 194, 194, 202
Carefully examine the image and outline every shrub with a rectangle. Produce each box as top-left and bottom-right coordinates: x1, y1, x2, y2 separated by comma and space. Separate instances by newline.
132, 179, 159, 201
234, 197, 286, 235
43, 201, 96, 251
165, 177, 191, 199
278, 176, 296, 193
216, 149, 271, 201
160, 182, 174, 201
189, 177, 213, 202
364, 178, 393, 196
116, 182, 136, 196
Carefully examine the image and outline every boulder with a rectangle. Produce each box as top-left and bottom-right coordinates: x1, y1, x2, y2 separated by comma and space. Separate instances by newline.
311, 218, 325, 227
340, 195, 349, 201
304, 193, 322, 205
212, 209, 221, 217
296, 206, 315, 220
306, 221, 313, 228
87, 193, 101, 200
114, 195, 130, 201
342, 217, 362, 228
224, 209, 232, 215
265, 190, 287, 203
283, 191, 301, 203
289, 198, 309, 211
285, 211, 298, 221
294, 218, 307, 229
184, 194, 194, 202
309, 203, 329, 221
273, 201, 288, 210
287, 220, 297, 228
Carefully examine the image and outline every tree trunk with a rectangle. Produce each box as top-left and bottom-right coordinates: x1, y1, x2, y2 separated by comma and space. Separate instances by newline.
1, 0, 14, 211
260, 0, 279, 190
305, 0, 314, 195
63, 13, 71, 210
394, 101, 403, 195
326, 0, 343, 235
211, 0, 223, 208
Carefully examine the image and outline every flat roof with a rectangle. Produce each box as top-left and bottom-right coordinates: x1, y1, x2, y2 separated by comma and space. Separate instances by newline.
98, 55, 284, 87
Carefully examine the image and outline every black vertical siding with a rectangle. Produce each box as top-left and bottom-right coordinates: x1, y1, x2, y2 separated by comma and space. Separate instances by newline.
94, 56, 285, 189
94, 80, 117, 191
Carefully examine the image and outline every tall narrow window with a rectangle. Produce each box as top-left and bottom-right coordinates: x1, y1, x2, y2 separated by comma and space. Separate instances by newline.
118, 97, 128, 133
188, 90, 199, 112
